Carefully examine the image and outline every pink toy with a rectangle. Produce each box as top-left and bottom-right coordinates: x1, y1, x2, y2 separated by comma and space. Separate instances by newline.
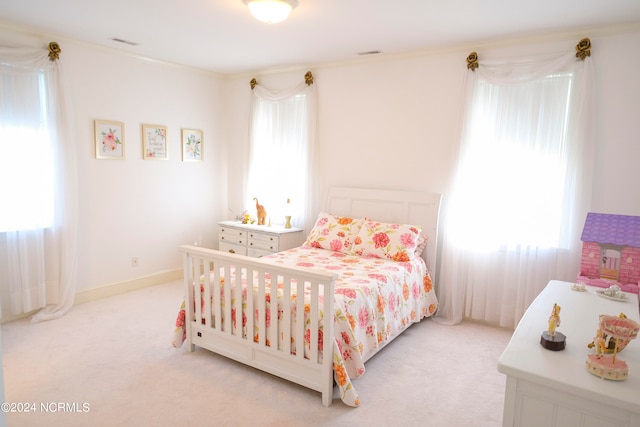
585, 314, 640, 381
577, 212, 640, 294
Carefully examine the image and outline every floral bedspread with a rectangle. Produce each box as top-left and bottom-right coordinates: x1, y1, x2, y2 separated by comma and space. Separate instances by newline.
173, 247, 438, 407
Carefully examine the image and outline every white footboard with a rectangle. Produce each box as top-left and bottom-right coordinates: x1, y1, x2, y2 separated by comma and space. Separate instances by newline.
180, 245, 337, 406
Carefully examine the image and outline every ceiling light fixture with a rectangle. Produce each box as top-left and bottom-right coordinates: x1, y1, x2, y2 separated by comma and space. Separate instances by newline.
243, 0, 298, 24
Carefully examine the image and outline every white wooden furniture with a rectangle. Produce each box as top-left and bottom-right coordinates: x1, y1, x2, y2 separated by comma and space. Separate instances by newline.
498, 280, 640, 427
181, 246, 337, 405
218, 220, 304, 258
180, 187, 442, 406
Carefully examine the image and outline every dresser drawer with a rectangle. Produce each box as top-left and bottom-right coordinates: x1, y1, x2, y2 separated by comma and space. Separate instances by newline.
219, 226, 246, 246
219, 241, 247, 256
248, 231, 279, 252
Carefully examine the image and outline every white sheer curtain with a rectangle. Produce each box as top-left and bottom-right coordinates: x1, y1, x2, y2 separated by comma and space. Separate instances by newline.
0, 45, 78, 322
246, 81, 317, 231
436, 51, 595, 329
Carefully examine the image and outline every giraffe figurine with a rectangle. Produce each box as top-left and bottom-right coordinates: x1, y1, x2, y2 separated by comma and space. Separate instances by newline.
254, 198, 267, 225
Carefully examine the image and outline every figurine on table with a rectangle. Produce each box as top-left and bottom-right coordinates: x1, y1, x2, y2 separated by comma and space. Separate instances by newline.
548, 303, 561, 338
253, 198, 267, 225
540, 303, 566, 351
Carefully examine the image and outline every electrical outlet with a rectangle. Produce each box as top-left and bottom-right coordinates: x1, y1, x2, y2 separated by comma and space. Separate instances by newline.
131, 257, 139, 267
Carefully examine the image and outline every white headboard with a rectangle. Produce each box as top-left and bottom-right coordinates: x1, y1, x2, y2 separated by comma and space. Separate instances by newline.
324, 187, 442, 277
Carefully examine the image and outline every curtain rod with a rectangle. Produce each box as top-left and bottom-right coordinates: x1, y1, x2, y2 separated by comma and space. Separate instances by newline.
250, 71, 314, 90
466, 37, 592, 71
48, 41, 61, 61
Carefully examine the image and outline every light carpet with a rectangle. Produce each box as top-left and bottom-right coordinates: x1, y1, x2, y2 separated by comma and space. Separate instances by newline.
2, 280, 513, 427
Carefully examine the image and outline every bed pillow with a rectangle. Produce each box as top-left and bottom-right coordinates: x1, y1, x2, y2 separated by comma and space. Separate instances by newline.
303, 212, 364, 253
414, 233, 428, 257
351, 219, 422, 262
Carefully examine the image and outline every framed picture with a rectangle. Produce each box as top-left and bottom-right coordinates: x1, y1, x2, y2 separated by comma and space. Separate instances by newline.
181, 128, 203, 162
142, 124, 168, 160
94, 120, 125, 159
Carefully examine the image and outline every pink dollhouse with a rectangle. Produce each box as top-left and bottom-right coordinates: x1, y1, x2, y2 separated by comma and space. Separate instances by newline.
577, 212, 640, 294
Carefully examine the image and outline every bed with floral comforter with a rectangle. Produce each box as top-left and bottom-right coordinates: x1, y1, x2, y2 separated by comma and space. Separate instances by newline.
173, 243, 438, 407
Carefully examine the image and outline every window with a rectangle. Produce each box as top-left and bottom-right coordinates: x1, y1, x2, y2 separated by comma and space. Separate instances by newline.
246, 83, 314, 228
448, 72, 575, 252
0, 72, 55, 231
1, 44, 78, 321
436, 50, 594, 328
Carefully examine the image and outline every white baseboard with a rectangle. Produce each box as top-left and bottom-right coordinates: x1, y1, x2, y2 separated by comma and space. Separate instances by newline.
1, 268, 183, 324
74, 268, 183, 305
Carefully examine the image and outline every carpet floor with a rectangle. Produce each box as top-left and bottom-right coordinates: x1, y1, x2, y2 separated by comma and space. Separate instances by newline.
2, 280, 513, 427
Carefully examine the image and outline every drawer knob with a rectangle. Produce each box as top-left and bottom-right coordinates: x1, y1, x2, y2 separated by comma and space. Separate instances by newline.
221, 236, 225, 240
228, 249, 235, 254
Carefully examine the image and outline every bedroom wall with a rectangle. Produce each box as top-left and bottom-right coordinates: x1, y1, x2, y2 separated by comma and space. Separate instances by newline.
224, 52, 463, 217
226, 25, 640, 231
1, 24, 639, 321
0, 27, 227, 321
590, 30, 640, 215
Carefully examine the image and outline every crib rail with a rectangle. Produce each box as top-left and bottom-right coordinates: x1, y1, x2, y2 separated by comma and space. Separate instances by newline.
179, 245, 337, 406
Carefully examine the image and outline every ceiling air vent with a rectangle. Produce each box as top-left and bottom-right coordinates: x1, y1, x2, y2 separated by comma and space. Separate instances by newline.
110, 37, 139, 46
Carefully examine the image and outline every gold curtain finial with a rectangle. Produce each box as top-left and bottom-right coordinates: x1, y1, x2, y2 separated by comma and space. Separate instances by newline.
466, 52, 479, 71
250, 78, 257, 90
48, 41, 61, 61
576, 38, 591, 60
304, 71, 314, 86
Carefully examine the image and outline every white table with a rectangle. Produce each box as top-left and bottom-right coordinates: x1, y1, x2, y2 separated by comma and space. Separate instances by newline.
498, 280, 640, 427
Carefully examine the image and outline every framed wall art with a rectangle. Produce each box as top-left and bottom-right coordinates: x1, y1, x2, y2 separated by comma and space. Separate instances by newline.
181, 128, 203, 162
94, 120, 125, 159
142, 124, 168, 160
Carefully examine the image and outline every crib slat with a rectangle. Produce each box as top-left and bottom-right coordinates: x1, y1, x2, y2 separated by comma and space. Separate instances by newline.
282, 274, 292, 355
309, 281, 319, 363
246, 268, 255, 343
184, 253, 195, 351
256, 268, 266, 346
295, 277, 305, 361
194, 256, 203, 324
212, 261, 221, 330
270, 273, 283, 351
202, 258, 212, 328
234, 265, 244, 338
321, 279, 334, 407
222, 260, 232, 335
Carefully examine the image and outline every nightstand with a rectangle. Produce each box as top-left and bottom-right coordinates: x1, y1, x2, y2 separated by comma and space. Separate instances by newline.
217, 220, 305, 258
